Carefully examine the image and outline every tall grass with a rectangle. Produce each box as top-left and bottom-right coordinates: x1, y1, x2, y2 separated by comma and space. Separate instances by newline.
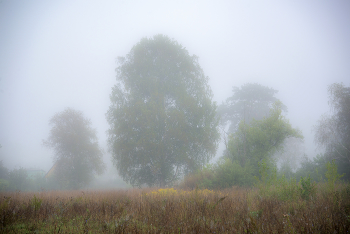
0, 184, 349, 233
1, 160, 348, 233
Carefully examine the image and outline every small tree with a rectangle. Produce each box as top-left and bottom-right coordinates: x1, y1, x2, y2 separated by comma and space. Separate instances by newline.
227, 102, 303, 177
325, 160, 344, 192
44, 108, 105, 189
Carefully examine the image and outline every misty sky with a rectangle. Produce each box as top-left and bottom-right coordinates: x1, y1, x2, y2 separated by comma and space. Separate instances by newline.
0, 0, 349, 172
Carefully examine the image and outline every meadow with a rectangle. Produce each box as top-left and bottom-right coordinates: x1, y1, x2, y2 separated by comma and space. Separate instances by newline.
0, 182, 349, 233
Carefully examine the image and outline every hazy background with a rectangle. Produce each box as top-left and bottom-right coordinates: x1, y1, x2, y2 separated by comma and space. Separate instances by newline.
1, 0, 349, 176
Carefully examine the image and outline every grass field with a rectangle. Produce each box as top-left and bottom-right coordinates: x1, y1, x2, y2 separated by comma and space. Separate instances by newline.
0, 184, 349, 233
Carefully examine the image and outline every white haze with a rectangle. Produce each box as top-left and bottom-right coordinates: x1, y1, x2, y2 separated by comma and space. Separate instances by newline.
0, 1, 349, 178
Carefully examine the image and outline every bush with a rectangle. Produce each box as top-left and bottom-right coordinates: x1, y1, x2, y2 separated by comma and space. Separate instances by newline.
0, 179, 9, 191
298, 175, 317, 201
325, 159, 344, 193
275, 175, 299, 201
294, 154, 327, 182
179, 159, 255, 190
179, 165, 215, 189
214, 158, 254, 188
255, 160, 317, 201
8, 168, 28, 191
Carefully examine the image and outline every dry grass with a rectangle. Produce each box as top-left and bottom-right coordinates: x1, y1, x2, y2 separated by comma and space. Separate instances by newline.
0, 185, 349, 233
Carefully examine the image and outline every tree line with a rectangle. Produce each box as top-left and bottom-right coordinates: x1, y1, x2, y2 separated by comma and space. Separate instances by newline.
1, 34, 348, 191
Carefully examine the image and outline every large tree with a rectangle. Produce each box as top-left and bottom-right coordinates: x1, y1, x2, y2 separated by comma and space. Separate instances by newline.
44, 108, 105, 189
314, 83, 350, 180
218, 83, 287, 134
106, 35, 220, 187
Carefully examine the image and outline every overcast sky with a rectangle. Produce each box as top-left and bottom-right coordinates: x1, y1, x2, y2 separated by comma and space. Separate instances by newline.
0, 0, 349, 172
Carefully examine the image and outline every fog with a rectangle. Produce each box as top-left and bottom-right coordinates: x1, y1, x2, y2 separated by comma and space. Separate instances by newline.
0, 0, 349, 180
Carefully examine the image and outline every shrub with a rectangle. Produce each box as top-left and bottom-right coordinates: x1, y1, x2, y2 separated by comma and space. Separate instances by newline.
298, 175, 316, 201
178, 164, 216, 189
275, 175, 299, 201
214, 158, 254, 188
0, 179, 9, 191
325, 159, 344, 193
8, 168, 28, 191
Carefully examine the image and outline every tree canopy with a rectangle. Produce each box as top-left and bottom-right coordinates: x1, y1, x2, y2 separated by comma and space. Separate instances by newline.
227, 101, 302, 177
106, 35, 220, 187
314, 83, 350, 180
44, 108, 105, 189
218, 83, 287, 134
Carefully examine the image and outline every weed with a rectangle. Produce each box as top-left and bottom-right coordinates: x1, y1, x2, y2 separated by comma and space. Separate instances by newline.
299, 175, 316, 201
325, 159, 344, 193
0, 186, 349, 233
30, 195, 42, 212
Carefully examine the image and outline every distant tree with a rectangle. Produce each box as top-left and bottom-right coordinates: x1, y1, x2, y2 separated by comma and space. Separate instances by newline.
274, 137, 305, 175
293, 154, 328, 182
0, 161, 9, 191
8, 168, 28, 191
106, 35, 220, 187
0, 160, 8, 179
218, 83, 287, 134
227, 102, 302, 177
314, 83, 350, 180
44, 108, 105, 189
182, 103, 302, 189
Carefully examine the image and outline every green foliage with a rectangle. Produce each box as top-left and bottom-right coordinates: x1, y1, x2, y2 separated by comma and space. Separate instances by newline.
178, 164, 215, 190
214, 158, 255, 188
325, 159, 344, 192
0, 170, 59, 192
43, 108, 105, 190
254, 159, 277, 197
30, 195, 42, 212
182, 101, 302, 189
179, 158, 255, 190
183, 90, 301, 190
195, 164, 216, 189
314, 83, 350, 181
254, 160, 317, 201
298, 175, 317, 201
106, 35, 220, 187
0, 160, 8, 179
294, 154, 327, 182
0, 196, 11, 212
340, 184, 350, 211
257, 159, 276, 186
218, 83, 287, 134
278, 161, 294, 180
228, 102, 303, 178
8, 168, 28, 191
275, 175, 299, 201
0, 179, 9, 191
27, 173, 47, 191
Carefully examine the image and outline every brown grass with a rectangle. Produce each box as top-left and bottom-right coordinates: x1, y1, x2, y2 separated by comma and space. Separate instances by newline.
0, 185, 349, 233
